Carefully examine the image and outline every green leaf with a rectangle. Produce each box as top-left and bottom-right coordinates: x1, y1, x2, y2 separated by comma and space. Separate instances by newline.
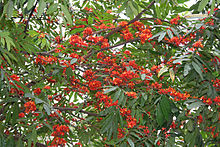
158, 31, 166, 42
37, 0, 46, 17
6, 0, 14, 18
187, 101, 205, 109
156, 104, 165, 127
127, 138, 134, 147
187, 119, 194, 132
35, 98, 44, 104
126, 3, 134, 19
141, 74, 146, 80
184, 63, 191, 76
167, 29, 173, 39
43, 104, 51, 115
70, 58, 77, 64
128, 1, 138, 16
169, 68, 175, 82
210, 0, 215, 15
12, 103, 19, 125
149, 31, 165, 40
32, 128, 37, 146
158, 66, 168, 77
47, 3, 58, 14
27, 0, 35, 10
198, 0, 209, 11
155, 5, 161, 18
88, 16, 93, 25
170, 27, 179, 36
160, 96, 171, 121
104, 86, 118, 94
75, 103, 84, 114
65, 67, 73, 78
118, 92, 125, 105
118, 1, 128, 13
192, 61, 203, 80
61, 5, 73, 25
113, 89, 121, 102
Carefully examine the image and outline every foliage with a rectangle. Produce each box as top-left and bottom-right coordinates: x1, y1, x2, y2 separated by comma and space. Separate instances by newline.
0, 0, 219, 146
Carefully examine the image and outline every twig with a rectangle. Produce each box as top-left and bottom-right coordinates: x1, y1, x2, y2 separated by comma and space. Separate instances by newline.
83, 0, 155, 59
53, 106, 105, 117
24, 0, 39, 34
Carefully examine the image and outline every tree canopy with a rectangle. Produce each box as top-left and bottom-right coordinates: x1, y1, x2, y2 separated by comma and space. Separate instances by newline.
0, 0, 219, 146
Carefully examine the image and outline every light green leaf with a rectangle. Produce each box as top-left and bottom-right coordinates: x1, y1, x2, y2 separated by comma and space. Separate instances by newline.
210, 0, 215, 15
43, 104, 51, 115
88, 16, 93, 25
70, 58, 77, 64
169, 68, 175, 82
198, 0, 209, 11
187, 101, 205, 109
167, 29, 173, 39
104, 86, 118, 94
35, 98, 44, 104
61, 5, 73, 25
27, 0, 35, 10
158, 66, 168, 77
37, 0, 46, 17
127, 138, 134, 147
158, 31, 166, 42
141, 74, 146, 80
118, 1, 128, 13
149, 31, 165, 40
7, 0, 14, 18
47, 3, 58, 14
128, 1, 138, 16
184, 63, 191, 76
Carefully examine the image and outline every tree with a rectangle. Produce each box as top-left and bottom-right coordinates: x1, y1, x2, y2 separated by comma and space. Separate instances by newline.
0, 0, 219, 146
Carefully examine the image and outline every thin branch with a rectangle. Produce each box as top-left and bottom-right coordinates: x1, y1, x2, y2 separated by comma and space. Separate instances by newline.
99, 38, 140, 52
53, 106, 105, 117
140, 17, 170, 23
127, 0, 156, 25
104, 0, 155, 39
24, 0, 39, 34
83, 0, 155, 59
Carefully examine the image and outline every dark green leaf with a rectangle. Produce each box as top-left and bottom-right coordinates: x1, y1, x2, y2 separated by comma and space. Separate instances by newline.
192, 61, 203, 80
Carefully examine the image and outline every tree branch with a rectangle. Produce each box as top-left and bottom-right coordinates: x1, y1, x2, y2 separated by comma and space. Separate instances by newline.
53, 106, 104, 117
24, 0, 39, 34
83, 0, 155, 59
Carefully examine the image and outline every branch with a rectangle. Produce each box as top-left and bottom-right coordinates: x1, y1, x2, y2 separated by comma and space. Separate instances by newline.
127, 0, 156, 25
6, 133, 47, 147
53, 106, 104, 117
36, 49, 56, 56
83, 0, 155, 59
140, 17, 170, 23
24, 0, 39, 34
98, 38, 140, 53
104, 0, 155, 39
